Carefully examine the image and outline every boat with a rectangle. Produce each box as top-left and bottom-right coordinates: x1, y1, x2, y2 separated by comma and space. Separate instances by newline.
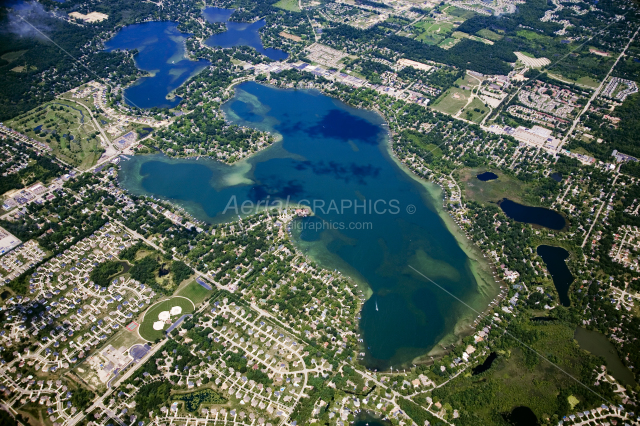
375, 299, 378, 311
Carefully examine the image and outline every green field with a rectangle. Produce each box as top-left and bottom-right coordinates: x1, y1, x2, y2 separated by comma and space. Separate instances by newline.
274, 0, 301, 12
455, 72, 482, 89
176, 280, 212, 305
442, 5, 477, 20
431, 87, 471, 115
1, 50, 28, 63
547, 73, 600, 89
516, 29, 553, 43
7, 101, 103, 170
414, 20, 454, 45
438, 37, 459, 49
139, 296, 195, 341
476, 28, 503, 41
461, 97, 489, 123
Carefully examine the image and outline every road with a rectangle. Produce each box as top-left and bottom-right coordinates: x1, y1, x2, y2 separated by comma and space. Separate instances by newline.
0, 149, 123, 221
562, 26, 640, 146
64, 338, 168, 426
61, 97, 115, 152
582, 172, 619, 248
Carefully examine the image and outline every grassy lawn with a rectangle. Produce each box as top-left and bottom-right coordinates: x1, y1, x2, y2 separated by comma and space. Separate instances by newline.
139, 296, 195, 341
274, 0, 300, 12
476, 28, 503, 41
576, 76, 601, 88
455, 72, 482, 88
438, 37, 459, 49
461, 97, 489, 123
106, 327, 146, 351
176, 279, 212, 306
7, 101, 103, 170
516, 29, 553, 43
431, 87, 471, 115
1, 49, 28, 63
443, 5, 477, 20
414, 20, 454, 45
452, 31, 493, 45
547, 73, 600, 89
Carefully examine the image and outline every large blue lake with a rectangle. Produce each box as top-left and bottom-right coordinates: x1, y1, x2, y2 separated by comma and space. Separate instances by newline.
118, 82, 494, 369
104, 21, 210, 109
202, 7, 288, 61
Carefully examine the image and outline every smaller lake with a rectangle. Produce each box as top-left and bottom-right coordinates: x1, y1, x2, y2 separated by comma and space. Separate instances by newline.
550, 172, 562, 182
104, 21, 210, 109
499, 199, 566, 230
352, 411, 391, 426
574, 327, 636, 386
472, 352, 497, 375
477, 171, 498, 181
536, 245, 573, 306
504, 406, 539, 426
203, 7, 288, 61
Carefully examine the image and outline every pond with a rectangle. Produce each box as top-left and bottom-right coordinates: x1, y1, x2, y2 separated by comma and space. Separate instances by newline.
104, 21, 211, 109
499, 199, 566, 230
536, 245, 573, 306
550, 172, 562, 182
202, 7, 288, 61
503, 406, 539, 426
118, 82, 494, 370
476, 171, 498, 181
574, 327, 637, 386
472, 352, 497, 375
351, 411, 391, 426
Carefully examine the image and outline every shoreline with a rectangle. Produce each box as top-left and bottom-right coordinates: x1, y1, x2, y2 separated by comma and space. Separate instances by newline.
121, 81, 501, 370
382, 137, 502, 363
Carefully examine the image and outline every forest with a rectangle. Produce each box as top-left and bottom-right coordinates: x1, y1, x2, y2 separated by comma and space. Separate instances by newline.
89, 260, 123, 288
567, 94, 640, 161
379, 36, 516, 75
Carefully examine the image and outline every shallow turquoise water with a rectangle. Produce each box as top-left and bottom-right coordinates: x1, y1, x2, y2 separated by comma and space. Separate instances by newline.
119, 82, 484, 369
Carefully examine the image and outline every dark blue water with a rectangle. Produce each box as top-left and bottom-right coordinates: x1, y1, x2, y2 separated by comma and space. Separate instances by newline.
472, 351, 497, 375
202, 7, 288, 61
550, 172, 562, 182
536, 245, 573, 306
476, 171, 498, 181
104, 21, 210, 109
499, 199, 566, 230
504, 406, 539, 426
119, 82, 489, 370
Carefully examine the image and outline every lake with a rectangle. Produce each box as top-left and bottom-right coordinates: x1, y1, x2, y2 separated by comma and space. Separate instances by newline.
202, 7, 288, 61
118, 82, 494, 370
104, 21, 210, 109
352, 411, 391, 426
574, 327, 636, 386
504, 406, 539, 426
499, 199, 566, 230
476, 171, 498, 182
536, 245, 573, 306
472, 351, 497, 375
